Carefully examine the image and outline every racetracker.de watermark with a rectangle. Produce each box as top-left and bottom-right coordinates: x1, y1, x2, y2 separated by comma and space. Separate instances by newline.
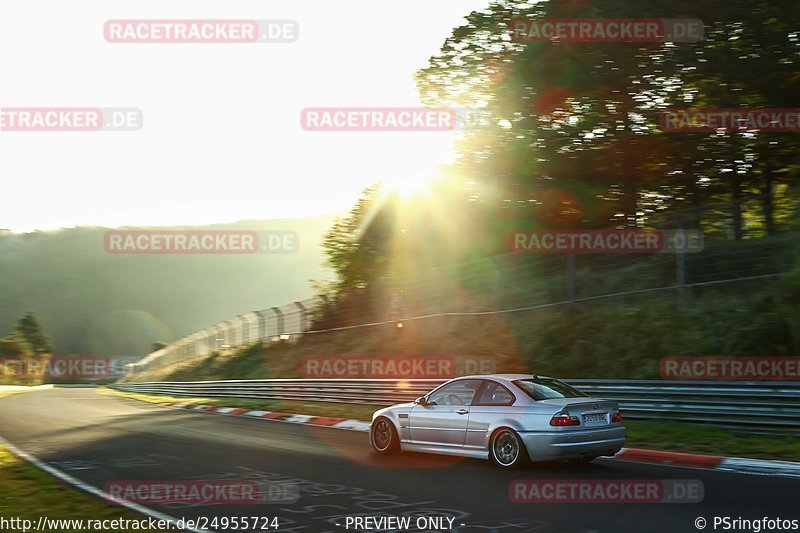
103, 230, 298, 254
509, 479, 704, 503
509, 229, 703, 253
0, 356, 116, 379
104, 20, 298, 43
302, 355, 496, 378
660, 356, 800, 380
301, 107, 460, 132
661, 109, 800, 132
509, 18, 704, 43
0, 108, 142, 131
103, 480, 299, 505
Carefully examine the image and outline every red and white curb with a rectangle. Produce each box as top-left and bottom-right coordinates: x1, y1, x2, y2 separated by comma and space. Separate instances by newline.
166, 402, 371, 431
162, 401, 800, 479
613, 448, 800, 479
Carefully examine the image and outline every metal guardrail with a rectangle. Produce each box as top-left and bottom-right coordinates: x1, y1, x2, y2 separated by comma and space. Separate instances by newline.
111, 378, 800, 434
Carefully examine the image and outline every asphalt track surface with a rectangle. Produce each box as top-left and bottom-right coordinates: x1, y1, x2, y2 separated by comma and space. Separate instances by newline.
0, 388, 797, 533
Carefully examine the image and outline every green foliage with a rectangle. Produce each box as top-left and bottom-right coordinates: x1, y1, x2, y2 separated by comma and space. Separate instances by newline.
14, 312, 52, 355
0, 331, 33, 358
318, 184, 385, 290
308, 0, 800, 368
312, 185, 393, 329
415, 0, 800, 236
624, 420, 800, 461
131, 342, 269, 383
309, 232, 800, 381
511, 285, 798, 380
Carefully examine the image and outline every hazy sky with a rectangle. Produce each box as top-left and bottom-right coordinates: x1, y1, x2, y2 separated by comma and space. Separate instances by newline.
1, 0, 489, 233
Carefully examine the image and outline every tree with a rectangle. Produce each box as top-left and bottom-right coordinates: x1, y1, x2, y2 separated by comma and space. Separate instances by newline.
415, 0, 800, 238
15, 312, 52, 355
312, 185, 391, 328
0, 331, 33, 358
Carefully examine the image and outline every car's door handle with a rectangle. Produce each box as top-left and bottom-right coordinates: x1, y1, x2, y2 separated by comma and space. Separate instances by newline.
457, 409, 469, 415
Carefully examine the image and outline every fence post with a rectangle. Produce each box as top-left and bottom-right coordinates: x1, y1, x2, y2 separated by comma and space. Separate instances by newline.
238, 315, 250, 345
204, 328, 214, 354
254, 310, 267, 341
225, 320, 236, 347
675, 229, 686, 309
294, 301, 308, 332
213, 325, 224, 352
272, 307, 284, 337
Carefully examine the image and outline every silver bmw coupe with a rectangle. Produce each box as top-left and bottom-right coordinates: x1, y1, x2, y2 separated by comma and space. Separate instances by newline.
369, 374, 625, 468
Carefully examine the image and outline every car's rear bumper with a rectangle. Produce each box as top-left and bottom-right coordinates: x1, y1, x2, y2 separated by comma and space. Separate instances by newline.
520, 426, 625, 462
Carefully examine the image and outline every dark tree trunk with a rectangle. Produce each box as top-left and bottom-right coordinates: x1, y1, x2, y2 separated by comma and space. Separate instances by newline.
683, 163, 703, 230
731, 178, 744, 241
623, 179, 638, 229
760, 168, 776, 236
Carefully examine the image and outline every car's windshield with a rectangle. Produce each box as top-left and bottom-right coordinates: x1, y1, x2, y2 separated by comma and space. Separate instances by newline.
513, 379, 589, 400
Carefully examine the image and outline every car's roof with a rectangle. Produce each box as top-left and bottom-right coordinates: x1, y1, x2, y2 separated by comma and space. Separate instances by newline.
451, 373, 554, 381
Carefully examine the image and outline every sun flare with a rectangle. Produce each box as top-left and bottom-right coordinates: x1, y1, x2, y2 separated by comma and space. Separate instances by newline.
383, 171, 440, 199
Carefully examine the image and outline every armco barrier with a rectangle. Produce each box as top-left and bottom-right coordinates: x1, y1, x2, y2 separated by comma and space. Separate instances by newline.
111, 378, 800, 434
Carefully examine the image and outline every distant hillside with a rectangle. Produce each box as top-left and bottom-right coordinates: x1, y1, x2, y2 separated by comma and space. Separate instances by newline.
0, 216, 334, 357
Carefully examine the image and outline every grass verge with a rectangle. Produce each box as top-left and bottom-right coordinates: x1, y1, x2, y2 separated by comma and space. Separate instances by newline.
101, 388, 800, 462
623, 420, 800, 461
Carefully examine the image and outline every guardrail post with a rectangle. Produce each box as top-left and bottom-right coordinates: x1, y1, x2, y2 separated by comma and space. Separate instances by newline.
294, 301, 308, 332
272, 307, 285, 336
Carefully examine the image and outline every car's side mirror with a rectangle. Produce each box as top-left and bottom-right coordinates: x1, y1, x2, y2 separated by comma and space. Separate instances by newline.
415, 396, 428, 406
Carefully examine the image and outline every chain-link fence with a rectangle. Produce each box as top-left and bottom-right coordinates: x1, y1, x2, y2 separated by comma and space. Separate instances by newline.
306, 186, 800, 332
129, 188, 800, 373
128, 298, 319, 373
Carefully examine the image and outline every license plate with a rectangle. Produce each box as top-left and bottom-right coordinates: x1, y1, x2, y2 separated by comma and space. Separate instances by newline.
584, 413, 607, 423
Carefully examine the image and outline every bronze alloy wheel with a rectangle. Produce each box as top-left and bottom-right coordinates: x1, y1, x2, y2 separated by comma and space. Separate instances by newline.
491, 429, 528, 468
371, 417, 398, 454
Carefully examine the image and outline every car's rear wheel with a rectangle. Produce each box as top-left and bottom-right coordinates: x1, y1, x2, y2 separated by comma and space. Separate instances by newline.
490, 428, 529, 469
370, 417, 399, 454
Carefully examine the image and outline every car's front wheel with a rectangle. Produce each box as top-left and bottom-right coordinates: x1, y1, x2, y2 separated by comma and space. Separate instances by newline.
490, 428, 529, 469
370, 417, 399, 454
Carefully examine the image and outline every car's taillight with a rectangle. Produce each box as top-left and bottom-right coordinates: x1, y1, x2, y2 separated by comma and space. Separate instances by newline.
611, 410, 622, 423
550, 413, 580, 427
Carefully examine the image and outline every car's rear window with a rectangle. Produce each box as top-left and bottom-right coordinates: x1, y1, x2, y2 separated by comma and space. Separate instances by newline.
513, 379, 589, 400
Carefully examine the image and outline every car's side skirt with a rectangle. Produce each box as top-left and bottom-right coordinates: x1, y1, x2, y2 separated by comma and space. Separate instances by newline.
400, 442, 489, 460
